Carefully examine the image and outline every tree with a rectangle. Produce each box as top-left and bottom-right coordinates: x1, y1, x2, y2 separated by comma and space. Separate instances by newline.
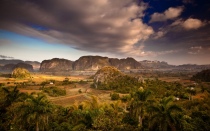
16, 93, 53, 131
2, 86, 24, 107
129, 89, 152, 128
148, 96, 182, 131
0, 86, 25, 131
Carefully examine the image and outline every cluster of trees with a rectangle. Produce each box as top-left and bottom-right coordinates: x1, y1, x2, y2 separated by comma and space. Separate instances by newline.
93, 75, 141, 93
40, 86, 66, 97
1, 78, 210, 131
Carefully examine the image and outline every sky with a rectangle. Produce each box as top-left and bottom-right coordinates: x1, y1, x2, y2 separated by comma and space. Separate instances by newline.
0, 0, 210, 65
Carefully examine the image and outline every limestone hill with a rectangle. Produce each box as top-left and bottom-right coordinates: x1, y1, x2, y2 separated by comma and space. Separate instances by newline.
93, 66, 140, 93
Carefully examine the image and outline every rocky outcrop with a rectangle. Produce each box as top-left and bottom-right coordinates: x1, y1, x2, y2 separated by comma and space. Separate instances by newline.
139, 60, 174, 69
72, 56, 142, 71
110, 57, 142, 70
40, 56, 144, 72
73, 56, 110, 70
93, 66, 139, 92
0, 63, 33, 72
40, 58, 73, 72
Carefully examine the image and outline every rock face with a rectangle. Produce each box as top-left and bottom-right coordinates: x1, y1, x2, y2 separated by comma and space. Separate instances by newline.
110, 57, 142, 70
40, 58, 73, 72
73, 56, 110, 70
0, 63, 33, 72
72, 56, 142, 71
40, 56, 144, 72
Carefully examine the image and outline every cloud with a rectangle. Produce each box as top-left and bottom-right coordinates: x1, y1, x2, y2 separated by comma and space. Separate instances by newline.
119, 43, 181, 57
150, 6, 184, 23
182, 18, 205, 30
0, 0, 154, 56
170, 18, 207, 30
0, 55, 14, 59
153, 31, 167, 39
188, 46, 203, 55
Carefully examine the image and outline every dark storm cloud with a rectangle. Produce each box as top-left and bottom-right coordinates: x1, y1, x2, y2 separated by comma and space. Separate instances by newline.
0, 0, 210, 62
0, 0, 154, 55
143, 23, 210, 57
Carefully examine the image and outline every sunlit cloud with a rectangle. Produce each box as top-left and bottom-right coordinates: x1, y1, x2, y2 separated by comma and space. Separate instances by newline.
150, 6, 184, 23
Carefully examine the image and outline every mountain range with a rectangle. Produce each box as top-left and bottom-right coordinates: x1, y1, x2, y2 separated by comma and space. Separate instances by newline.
1, 56, 210, 72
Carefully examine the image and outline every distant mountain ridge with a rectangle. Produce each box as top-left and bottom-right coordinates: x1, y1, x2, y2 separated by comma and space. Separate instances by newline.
0, 63, 33, 72
0, 59, 40, 70
1, 57, 210, 73
139, 60, 175, 69
39, 56, 210, 72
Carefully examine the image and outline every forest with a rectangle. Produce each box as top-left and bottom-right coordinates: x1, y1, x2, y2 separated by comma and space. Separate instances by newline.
0, 75, 210, 131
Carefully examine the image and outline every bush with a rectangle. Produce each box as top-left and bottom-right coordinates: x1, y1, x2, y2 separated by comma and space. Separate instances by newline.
0, 83, 5, 87
121, 95, 131, 102
78, 89, 82, 93
42, 86, 66, 97
111, 93, 120, 100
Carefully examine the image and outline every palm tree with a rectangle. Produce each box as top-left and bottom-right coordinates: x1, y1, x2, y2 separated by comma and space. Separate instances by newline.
148, 96, 182, 131
2, 86, 25, 107
83, 95, 100, 110
0, 86, 25, 131
129, 89, 152, 127
17, 93, 53, 131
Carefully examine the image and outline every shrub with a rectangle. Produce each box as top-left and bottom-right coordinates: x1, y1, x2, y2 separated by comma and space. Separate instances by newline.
121, 95, 131, 102
0, 83, 5, 87
78, 89, 82, 93
42, 86, 66, 97
111, 93, 120, 100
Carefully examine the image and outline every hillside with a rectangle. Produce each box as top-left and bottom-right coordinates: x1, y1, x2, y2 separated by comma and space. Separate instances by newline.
191, 69, 210, 82
93, 66, 140, 93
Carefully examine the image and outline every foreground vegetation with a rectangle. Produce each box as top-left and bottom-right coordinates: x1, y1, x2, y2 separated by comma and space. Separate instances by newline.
1, 76, 210, 131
